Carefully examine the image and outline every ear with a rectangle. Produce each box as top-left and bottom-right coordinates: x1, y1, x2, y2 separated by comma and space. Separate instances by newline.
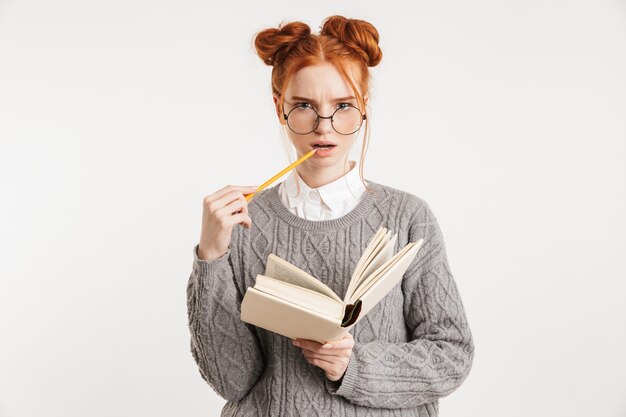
273, 96, 286, 125
363, 94, 369, 106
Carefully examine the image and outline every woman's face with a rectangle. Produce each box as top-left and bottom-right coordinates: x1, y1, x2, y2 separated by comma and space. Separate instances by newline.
274, 62, 368, 171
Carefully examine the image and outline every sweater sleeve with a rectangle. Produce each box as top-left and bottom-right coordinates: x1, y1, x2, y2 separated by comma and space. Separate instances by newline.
186, 227, 266, 403
324, 201, 474, 408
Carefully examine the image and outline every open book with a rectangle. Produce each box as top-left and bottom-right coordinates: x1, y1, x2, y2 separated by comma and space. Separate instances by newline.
240, 226, 424, 343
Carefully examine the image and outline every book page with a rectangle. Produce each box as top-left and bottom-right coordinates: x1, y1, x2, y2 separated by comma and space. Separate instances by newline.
255, 275, 344, 320
350, 240, 423, 319
349, 245, 410, 303
355, 233, 397, 290
344, 227, 388, 302
265, 253, 342, 303
351, 227, 391, 282
350, 227, 387, 279
349, 239, 424, 304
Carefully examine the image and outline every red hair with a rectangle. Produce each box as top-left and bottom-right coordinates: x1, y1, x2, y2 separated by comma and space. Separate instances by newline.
252, 15, 382, 195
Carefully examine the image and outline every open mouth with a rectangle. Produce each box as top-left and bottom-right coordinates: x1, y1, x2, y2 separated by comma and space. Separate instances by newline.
312, 144, 337, 149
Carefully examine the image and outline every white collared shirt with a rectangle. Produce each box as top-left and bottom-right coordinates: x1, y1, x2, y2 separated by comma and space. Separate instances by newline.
278, 161, 367, 221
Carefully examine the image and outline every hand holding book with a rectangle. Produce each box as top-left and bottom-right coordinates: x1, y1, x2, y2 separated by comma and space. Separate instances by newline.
293, 332, 355, 382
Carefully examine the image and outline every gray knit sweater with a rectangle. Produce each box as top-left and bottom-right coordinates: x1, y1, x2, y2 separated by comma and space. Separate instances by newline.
186, 180, 474, 417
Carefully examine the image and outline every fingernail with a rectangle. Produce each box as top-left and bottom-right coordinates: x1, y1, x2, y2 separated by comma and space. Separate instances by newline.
322, 343, 333, 349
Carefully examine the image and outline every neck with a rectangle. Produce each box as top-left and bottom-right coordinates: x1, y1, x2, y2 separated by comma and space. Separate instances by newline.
296, 160, 356, 189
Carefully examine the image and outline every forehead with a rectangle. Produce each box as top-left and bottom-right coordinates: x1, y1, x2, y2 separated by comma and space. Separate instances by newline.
285, 62, 359, 99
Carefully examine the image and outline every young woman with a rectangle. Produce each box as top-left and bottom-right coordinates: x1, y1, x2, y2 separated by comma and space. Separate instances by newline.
187, 15, 474, 417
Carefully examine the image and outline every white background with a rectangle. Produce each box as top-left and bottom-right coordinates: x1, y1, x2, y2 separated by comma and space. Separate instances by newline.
1, 1, 625, 416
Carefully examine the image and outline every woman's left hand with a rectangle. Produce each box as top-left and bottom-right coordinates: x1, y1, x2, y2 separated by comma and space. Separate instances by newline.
292, 332, 355, 382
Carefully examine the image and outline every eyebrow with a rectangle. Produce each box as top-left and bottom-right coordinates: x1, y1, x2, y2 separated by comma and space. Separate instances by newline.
288, 95, 356, 104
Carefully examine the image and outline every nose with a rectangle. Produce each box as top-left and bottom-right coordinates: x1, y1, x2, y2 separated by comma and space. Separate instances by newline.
314, 114, 334, 135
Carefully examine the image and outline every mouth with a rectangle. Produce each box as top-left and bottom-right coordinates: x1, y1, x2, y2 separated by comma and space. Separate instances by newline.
311, 143, 337, 150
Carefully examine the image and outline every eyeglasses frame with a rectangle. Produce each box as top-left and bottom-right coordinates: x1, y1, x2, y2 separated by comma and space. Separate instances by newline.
282, 103, 367, 135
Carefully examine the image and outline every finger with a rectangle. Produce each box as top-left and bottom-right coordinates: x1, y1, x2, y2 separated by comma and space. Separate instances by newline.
303, 333, 353, 350
216, 190, 249, 212
215, 194, 247, 218
219, 210, 249, 228
239, 200, 249, 216
301, 350, 346, 374
292, 338, 323, 352
209, 186, 256, 205
206, 185, 258, 204
204, 190, 242, 215
233, 202, 249, 216
235, 198, 251, 228
302, 347, 351, 357
303, 353, 335, 366
320, 337, 354, 350
298, 334, 353, 349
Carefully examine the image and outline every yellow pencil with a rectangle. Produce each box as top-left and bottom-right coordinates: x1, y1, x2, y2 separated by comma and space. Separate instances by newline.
244, 148, 318, 201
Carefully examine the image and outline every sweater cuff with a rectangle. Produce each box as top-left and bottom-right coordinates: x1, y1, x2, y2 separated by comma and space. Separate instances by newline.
324, 340, 360, 398
192, 244, 231, 276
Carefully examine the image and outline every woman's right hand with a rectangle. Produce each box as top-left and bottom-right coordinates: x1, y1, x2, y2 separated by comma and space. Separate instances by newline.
197, 185, 258, 261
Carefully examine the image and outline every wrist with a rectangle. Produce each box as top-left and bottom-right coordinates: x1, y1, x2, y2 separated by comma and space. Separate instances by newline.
197, 245, 224, 261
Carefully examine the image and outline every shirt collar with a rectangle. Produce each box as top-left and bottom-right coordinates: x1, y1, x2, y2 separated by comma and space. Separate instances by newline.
283, 161, 366, 211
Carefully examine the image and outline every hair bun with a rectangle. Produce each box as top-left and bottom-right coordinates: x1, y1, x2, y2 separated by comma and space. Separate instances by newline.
320, 15, 382, 67
253, 21, 311, 67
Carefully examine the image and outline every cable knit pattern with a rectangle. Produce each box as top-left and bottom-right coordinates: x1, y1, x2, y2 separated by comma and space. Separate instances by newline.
186, 180, 474, 417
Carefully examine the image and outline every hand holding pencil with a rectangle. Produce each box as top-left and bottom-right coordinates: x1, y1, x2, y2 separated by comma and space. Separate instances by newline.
196, 148, 317, 261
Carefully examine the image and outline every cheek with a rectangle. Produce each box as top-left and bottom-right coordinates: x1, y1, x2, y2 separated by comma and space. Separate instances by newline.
287, 136, 304, 148
293, 141, 310, 151
287, 134, 318, 150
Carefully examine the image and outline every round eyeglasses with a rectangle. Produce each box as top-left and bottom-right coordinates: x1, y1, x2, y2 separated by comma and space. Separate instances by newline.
283, 103, 367, 135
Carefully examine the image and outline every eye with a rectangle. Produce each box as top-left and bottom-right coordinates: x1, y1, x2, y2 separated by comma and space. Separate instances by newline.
295, 102, 313, 109
337, 103, 353, 111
